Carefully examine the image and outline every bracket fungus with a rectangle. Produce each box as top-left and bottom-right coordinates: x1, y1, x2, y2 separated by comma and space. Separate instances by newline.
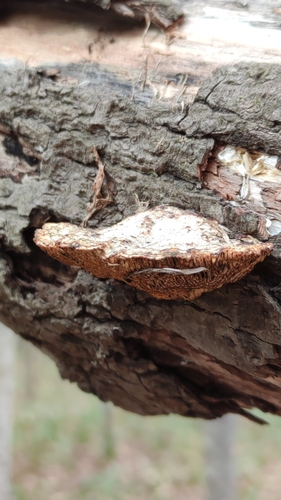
34, 206, 273, 301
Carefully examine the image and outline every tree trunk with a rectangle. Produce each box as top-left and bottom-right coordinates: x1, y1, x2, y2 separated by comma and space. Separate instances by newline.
0, 324, 16, 500
205, 415, 237, 500
1, 0, 281, 422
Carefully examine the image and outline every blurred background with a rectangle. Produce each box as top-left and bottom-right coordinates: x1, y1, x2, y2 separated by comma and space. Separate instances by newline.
1, 323, 281, 500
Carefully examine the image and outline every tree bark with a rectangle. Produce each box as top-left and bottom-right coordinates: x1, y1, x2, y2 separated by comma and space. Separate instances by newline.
1, 1, 281, 423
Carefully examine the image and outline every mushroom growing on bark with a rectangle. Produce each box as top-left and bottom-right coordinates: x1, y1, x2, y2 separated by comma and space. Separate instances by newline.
34, 206, 273, 300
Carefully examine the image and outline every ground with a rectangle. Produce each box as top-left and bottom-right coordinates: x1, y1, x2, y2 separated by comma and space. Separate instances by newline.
13, 340, 281, 500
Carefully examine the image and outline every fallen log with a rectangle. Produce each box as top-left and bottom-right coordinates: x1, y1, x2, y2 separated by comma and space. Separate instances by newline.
1, 0, 281, 422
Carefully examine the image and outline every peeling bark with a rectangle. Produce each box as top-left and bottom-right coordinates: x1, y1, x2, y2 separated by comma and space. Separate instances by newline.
1, 63, 281, 422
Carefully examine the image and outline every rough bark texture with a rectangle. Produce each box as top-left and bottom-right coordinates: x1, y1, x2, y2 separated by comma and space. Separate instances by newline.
1, 62, 281, 422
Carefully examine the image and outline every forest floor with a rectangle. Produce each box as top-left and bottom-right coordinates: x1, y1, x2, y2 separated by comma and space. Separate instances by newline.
12, 339, 281, 500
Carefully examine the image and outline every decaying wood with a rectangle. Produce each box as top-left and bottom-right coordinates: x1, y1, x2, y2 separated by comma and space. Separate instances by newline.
37, 0, 184, 30
1, 61, 281, 423
2, 0, 281, 422
3, 0, 281, 97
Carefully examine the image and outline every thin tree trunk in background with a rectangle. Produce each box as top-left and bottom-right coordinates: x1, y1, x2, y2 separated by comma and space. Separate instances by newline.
0, 324, 16, 500
205, 415, 237, 500
19, 338, 38, 403
102, 402, 116, 459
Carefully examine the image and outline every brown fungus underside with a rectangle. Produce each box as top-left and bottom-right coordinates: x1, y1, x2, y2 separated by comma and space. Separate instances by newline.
34, 206, 273, 300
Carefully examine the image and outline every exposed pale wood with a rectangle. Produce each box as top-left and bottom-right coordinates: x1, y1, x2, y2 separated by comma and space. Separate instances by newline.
2, 0, 281, 102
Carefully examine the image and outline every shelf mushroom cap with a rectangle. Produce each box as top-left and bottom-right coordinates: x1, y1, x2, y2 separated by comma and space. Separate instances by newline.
34, 206, 273, 300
